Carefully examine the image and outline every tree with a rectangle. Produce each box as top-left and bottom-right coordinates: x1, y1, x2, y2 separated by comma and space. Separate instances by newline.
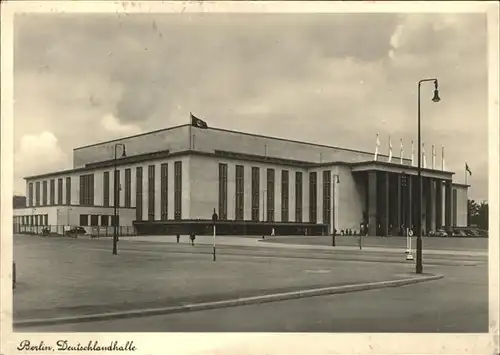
468, 199, 488, 230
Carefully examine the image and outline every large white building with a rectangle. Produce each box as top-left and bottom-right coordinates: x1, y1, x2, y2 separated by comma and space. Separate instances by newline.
13, 121, 469, 236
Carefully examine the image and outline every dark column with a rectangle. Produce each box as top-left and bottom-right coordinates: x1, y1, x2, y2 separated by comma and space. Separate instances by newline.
384, 172, 389, 237
396, 174, 402, 235
436, 180, 442, 229
425, 178, 432, 234
408, 174, 413, 230
429, 179, 436, 232
445, 180, 452, 229
368, 171, 377, 236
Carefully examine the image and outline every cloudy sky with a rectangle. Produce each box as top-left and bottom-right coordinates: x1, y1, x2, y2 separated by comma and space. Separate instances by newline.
13, 11, 489, 200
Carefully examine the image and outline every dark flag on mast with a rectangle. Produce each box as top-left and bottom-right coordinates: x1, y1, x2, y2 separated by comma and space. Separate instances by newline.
190, 113, 208, 129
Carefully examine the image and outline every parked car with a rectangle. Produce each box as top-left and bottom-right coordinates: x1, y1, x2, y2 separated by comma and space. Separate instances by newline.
66, 226, 86, 237
450, 228, 468, 237
430, 229, 449, 237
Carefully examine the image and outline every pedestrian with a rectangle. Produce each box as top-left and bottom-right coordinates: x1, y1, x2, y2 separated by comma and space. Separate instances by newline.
271, 228, 275, 237
176, 234, 180, 243
190, 233, 195, 246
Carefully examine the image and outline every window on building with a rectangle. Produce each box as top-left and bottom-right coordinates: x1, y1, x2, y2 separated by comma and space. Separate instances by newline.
218, 164, 228, 220
114, 170, 121, 207
44, 214, 49, 226
65, 177, 71, 205
42, 180, 48, 206
136, 167, 143, 221
295, 172, 303, 222
57, 178, 63, 205
79, 174, 94, 206
111, 215, 120, 227
90, 215, 99, 226
281, 170, 289, 222
251, 167, 260, 221
160, 164, 168, 220
80, 214, 89, 226
323, 171, 331, 225
174, 161, 182, 220
267, 169, 275, 222
49, 179, 55, 205
35, 181, 40, 206
103, 171, 110, 207
309, 172, 317, 223
29, 183, 33, 207
235, 165, 244, 221
101, 215, 109, 226
148, 165, 155, 221
125, 168, 131, 208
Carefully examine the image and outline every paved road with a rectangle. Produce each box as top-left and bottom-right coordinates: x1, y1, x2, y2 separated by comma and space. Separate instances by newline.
118, 235, 488, 257
24, 262, 488, 333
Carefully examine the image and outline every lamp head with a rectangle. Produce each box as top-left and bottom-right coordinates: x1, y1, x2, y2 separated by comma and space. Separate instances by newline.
121, 145, 127, 157
432, 89, 441, 102
432, 80, 440, 102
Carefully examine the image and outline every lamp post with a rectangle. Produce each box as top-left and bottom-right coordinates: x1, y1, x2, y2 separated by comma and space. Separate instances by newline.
416, 78, 440, 274
113, 143, 127, 255
332, 174, 340, 246
31, 207, 36, 234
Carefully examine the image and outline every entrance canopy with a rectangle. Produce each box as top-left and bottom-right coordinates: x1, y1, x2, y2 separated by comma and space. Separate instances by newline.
351, 161, 454, 181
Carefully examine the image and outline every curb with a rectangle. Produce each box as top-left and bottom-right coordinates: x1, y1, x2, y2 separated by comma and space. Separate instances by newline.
14, 274, 443, 328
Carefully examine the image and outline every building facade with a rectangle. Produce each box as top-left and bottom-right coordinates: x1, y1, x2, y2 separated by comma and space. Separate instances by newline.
13, 124, 469, 236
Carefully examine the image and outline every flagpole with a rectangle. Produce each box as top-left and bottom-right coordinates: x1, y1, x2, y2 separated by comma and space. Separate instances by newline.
189, 112, 193, 150
441, 146, 445, 171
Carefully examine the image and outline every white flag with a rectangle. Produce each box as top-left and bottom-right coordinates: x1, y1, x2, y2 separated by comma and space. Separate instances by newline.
422, 143, 427, 168
374, 133, 380, 161
400, 138, 404, 164
432, 145, 436, 170
411, 140, 415, 167
442, 146, 446, 171
388, 135, 393, 163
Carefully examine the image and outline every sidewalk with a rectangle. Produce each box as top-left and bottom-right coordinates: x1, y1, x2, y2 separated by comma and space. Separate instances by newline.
118, 235, 488, 257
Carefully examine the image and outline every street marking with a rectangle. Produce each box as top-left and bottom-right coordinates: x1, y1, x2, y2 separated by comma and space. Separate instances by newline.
304, 270, 332, 274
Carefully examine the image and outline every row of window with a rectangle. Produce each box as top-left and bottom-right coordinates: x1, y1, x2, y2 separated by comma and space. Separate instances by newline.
28, 161, 184, 221
28, 177, 71, 207
218, 165, 333, 224
80, 214, 119, 227
14, 215, 49, 226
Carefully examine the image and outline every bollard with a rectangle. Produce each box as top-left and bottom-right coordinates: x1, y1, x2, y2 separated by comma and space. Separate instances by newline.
13, 262, 16, 290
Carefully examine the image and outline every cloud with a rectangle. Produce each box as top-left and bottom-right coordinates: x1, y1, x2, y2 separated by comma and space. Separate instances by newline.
12, 12, 489, 201
100, 113, 143, 137
14, 132, 68, 194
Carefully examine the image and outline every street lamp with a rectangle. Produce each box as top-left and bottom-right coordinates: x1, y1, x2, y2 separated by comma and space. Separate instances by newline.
416, 78, 440, 274
113, 143, 127, 255
332, 174, 340, 246
31, 207, 36, 234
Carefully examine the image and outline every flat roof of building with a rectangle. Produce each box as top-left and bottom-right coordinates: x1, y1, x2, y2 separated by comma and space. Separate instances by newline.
73, 123, 405, 163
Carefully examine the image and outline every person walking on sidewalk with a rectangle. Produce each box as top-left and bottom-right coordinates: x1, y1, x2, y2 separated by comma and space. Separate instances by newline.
190, 232, 196, 246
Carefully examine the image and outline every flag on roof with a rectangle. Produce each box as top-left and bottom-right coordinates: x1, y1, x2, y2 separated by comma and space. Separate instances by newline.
190, 112, 208, 129
466, 162, 472, 176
